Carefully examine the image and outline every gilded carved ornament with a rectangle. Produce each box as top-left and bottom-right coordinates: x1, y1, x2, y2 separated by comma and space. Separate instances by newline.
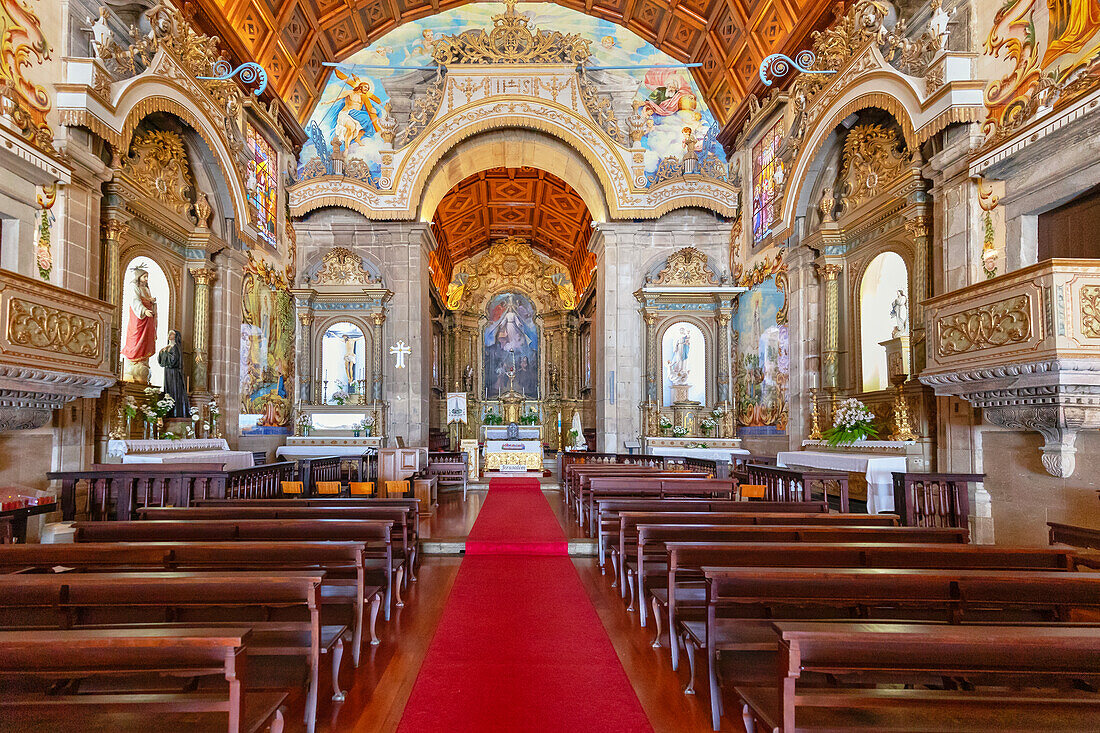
837, 124, 909, 212
311, 247, 377, 286
444, 236, 576, 312
0, 0, 56, 153
122, 129, 195, 215
1080, 286, 1100, 339
430, 0, 591, 66
936, 294, 1031, 357
653, 247, 719, 286
7, 298, 102, 359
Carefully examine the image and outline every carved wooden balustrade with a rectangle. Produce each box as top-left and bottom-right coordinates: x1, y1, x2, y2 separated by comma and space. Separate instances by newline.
891, 472, 983, 529
293, 456, 341, 494
224, 462, 297, 500
743, 464, 851, 512
921, 259, 1100, 477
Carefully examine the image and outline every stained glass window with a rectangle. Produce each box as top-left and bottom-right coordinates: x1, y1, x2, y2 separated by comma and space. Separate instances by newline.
246, 124, 278, 249
752, 120, 784, 245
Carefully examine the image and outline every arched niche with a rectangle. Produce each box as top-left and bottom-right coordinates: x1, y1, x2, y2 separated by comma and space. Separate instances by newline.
660, 319, 708, 407
859, 250, 909, 392
482, 291, 540, 400
318, 320, 371, 403
120, 254, 172, 386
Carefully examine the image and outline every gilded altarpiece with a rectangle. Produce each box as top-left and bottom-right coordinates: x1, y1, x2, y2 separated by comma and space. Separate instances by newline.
636, 248, 745, 445
440, 236, 581, 451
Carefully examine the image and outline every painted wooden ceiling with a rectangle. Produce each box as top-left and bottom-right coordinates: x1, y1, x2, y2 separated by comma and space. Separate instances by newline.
430, 166, 594, 290
190, 0, 837, 134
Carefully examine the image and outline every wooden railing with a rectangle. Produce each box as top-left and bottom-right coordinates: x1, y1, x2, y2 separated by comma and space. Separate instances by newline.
732, 454, 777, 482
682, 456, 729, 479
295, 456, 340, 494
891, 472, 982, 529
51, 462, 298, 520
744, 464, 851, 512
559, 451, 669, 478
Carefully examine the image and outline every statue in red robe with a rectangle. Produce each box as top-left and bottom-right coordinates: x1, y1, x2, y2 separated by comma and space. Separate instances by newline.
122, 266, 157, 382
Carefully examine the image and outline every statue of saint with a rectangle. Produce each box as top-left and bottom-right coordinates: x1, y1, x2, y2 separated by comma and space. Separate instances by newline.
342, 335, 357, 387
122, 265, 157, 382
667, 327, 691, 385
889, 289, 909, 337
462, 363, 475, 394
157, 330, 189, 418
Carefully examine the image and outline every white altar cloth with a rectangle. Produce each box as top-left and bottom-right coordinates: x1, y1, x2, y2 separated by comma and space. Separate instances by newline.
105, 438, 254, 471
276, 436, 383, 461
647, 446, 751, 463
775, 450, 905, 514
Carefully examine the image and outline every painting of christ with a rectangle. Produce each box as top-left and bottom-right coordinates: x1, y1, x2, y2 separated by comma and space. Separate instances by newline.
483, 292, 539, 399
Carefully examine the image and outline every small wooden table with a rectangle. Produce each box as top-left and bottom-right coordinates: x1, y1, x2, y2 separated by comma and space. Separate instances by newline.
413, 476, 438, 516
0, 502, 55, 543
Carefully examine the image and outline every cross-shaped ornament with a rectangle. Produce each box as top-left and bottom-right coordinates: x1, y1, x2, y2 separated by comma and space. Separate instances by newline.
390, 341, 412, 369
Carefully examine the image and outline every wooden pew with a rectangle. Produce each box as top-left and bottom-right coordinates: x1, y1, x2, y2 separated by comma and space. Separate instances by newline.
700, 566, 1100, 729
0, 628, 286, 733
744, 464, 851, 512
891, 471, 983, 528
594, 498, 829, 572
1049, 521, 1100, 550
0, 540, 384, 662
427, 452, 469, 500
736, 622, 1100, 733
659, 541, 1085, 674
1, 571, 342, 733
71, 518, 401, 620
565, 466, 665, 518
136, 504, 418, 585
581, 475, 729, 534
617, 512, 899, 623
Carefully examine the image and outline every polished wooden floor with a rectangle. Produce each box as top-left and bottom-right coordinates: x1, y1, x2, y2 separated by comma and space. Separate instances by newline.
292, 483, 745, 732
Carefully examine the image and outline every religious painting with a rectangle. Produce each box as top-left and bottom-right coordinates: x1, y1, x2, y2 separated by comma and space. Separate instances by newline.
239, 254, 295, 434
661, 322, 706, 406
120, 256, 170, 386
859, 252, 909, 392
734, 278, 789, 435
297, 3, 726, 184
320, 322, 367, 403
483, 291, 539, 399
245, 124, 278, 250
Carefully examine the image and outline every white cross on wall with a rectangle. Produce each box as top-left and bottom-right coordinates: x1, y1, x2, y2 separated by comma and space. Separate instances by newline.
390, 341, 412, 369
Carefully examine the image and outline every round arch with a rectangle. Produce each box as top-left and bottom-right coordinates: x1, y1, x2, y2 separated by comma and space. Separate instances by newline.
419, 129, 609, 223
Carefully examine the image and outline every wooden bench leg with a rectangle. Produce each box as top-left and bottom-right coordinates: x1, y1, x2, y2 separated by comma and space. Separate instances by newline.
651, 598, 663, 648
395, 566, 405, 608
683, 635, 696, 695
304, 667, 318, 733
740, 702, 755, 733
639, 587, 648, 627
351, 602, 362, 668
369, 593, 381, 645
626, 571, 636, 612
270, 707, 285, 733
670, 625, 681, 671
609, 551, 618, 589
708, 647, 723, 731
331, 638, 346, 702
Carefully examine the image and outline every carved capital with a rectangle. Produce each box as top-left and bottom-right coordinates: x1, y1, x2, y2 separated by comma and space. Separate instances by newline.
189, 266, 218, 286
815, 262, 842, 280
102, 218, 128, 244
372, 312, 386, 326
905, 215, 932, 239
716, 312, 731, 327
298, 312, 314, 326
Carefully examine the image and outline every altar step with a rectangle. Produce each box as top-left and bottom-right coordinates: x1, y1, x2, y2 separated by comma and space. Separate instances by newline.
420, 538, 595, 556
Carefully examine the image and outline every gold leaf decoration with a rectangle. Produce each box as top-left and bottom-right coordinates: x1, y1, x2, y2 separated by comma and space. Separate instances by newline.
936, 294, 1031, 356
122, 129, 195, 215
838, 124, 909, 212
431, 0, 591, 65
0, 0, 55, 152
8, 298, 101, 358
445, 235, 575, 311
312, 247, 376, 286
653, 247, 719, 286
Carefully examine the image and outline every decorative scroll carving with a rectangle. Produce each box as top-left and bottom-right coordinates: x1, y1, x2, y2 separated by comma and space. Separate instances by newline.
838, 124, 908, 211
430, 0, 591, 65
444, 235, 575, 311
1081, 285, 1100, 338
654, 248, 719, 286
122, 129, 194, 214
578, 71, 625, 144
0, 0, 55, 152
652, 156, 684, 184
395, 71, 445, 148
311, 247, 376, 286
936, 295, 1031, 356
7, 298, 102, 358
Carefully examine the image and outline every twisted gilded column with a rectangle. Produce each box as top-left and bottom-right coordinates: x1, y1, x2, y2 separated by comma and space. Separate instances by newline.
372, 311, 386, 401
189, 266, 217, 393
906, 215, 932, 375
816, 262, 843, 390
716, 310, 731, 404
297, 311, 314, 402
644, 312, 659, 402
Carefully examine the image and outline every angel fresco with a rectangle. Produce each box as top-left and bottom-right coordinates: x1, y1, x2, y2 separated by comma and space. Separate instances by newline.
642, 68, 700, 119
331, 70, 383, 148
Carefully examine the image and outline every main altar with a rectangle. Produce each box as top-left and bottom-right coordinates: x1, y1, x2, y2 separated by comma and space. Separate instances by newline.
483, 425, 543, 473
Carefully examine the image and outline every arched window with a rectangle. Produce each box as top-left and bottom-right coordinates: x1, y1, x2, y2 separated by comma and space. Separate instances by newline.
752, 119, 784, 244
860, 251, 908, 392
662, 321, 706, 406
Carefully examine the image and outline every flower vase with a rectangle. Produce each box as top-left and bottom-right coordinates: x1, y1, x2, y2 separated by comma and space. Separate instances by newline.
353, 430, 361, 438
364, 427, 371, 437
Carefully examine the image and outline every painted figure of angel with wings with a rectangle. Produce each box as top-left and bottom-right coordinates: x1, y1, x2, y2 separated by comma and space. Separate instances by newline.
331, 69, 382, 148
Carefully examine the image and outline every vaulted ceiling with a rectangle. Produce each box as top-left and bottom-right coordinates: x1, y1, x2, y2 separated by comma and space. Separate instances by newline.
430, 167, 594, 291
190, 0, 837, 135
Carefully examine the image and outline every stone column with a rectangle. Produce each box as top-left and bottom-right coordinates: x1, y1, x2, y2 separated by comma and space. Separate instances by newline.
296, 311, 314, 402
188, 266, 217, 393
816, 262, 843, 390
906, 215, 932, 375
371, 311, 386, 402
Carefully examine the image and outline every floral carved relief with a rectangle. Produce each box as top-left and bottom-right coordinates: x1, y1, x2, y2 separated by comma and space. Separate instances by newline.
1080, 285, 1100, 338
311, 247, 377, 286
122, 129, 195, 215
838, 124, 909, 212
0, 0, 54, 152
653, 247, 719, 286
7, 298, 102, 358
936, 294, 1032, 356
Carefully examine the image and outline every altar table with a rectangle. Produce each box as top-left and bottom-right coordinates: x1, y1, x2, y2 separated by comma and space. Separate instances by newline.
775, 450, 906, 514
106, 439, 254, 471
276, 436, 384, 460
646, 446, 751, 463
484, 439, 543, 471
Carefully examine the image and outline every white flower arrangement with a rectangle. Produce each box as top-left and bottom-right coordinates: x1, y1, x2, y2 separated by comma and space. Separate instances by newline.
824, 398, 879, 445
190, 406, 202, 422
700, 416, 718, 430
659, 415, 673, 430
672, 425, 688, 437
207, 399, 220, 418
332, 389, 349, 405
356, 417, 373, 431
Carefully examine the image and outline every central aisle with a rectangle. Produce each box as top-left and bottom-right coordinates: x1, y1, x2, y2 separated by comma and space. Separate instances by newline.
396, 478, 654, 732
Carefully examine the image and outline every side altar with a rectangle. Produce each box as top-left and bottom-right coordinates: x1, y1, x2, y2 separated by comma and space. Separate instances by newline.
483, 425, 543, 472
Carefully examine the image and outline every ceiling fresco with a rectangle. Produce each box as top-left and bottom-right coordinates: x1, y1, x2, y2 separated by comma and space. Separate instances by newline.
297, 2, 729, 185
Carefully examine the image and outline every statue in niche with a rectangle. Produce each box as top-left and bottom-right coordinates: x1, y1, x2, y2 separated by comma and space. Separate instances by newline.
462, 363, 475, 394
548, 364, 560, 395
667, 327, 691, 386
342, 335, 358, 388
157, 330, 189, 418
889, 289, 909, 337
122, 264, 157, 383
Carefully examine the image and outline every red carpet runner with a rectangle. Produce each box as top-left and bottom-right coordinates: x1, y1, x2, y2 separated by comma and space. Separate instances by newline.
396, 477, 654, 732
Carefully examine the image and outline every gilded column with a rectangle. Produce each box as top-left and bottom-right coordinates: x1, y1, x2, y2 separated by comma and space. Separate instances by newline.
297, 311, 314, 402
372, 311, 386, 402
816, 262, 843, 390
643, 312, 659, 403
906, 215, 932, 375
716, 310, 731, 404
101, 216, 128, 372
189, 266, 217, 393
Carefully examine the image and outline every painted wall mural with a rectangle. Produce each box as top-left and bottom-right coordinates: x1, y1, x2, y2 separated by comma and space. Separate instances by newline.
298, 2, 726, 185
983, 0, 1100, 138
483, 291, 539, 399
239, 253, 295, 435
734, 274, 789, 436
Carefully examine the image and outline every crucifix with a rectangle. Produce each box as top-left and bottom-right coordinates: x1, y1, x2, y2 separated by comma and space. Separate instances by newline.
390, 341, 412, 369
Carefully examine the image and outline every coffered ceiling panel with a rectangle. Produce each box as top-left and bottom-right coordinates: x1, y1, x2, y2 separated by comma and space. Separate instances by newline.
190, 0, 837, 136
